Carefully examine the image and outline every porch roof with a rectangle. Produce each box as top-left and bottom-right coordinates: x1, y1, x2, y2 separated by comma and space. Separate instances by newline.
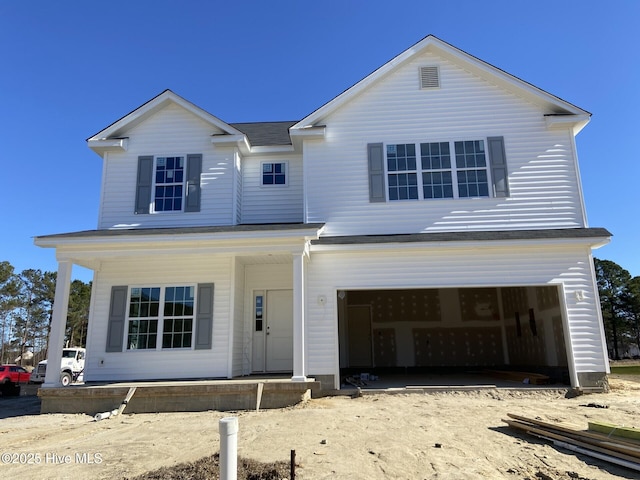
34, 223, 326, 270
35, 223, 325, 242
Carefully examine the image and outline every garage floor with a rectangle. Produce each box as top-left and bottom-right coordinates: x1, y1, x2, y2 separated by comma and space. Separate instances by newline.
339, 372, 570, 393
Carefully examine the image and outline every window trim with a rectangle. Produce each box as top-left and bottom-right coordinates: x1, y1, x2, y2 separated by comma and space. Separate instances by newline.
386, 143, 418, 201
125, 284, 197, 351
254, 292, 264, 332
260, 161, 288, 187
385, 139, 493, 201
150, 155, 187, 214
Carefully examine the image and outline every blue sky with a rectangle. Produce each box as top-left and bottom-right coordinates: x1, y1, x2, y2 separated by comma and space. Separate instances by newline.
1, 0, 639, 282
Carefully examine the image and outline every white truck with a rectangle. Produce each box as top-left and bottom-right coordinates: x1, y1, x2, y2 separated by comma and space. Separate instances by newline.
31, 347, 86, 386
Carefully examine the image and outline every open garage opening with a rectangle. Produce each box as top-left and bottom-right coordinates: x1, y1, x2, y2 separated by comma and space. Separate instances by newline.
337, 286, 570, 387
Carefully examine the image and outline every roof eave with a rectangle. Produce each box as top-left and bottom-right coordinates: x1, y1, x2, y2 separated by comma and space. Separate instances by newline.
545, 114, 591, 135
34, 223, 327, 248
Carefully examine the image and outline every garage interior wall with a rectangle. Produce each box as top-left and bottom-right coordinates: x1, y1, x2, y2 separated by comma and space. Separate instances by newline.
338, 286, 567, 372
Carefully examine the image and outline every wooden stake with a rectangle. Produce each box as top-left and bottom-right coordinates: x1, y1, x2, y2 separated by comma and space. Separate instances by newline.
117, 387, 137, 415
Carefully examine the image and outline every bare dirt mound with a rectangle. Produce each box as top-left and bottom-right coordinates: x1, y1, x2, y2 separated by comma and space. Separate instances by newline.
129, 453, 290, 480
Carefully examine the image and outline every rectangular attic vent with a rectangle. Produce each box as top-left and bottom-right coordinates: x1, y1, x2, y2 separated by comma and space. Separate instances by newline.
420, 66, 440, 89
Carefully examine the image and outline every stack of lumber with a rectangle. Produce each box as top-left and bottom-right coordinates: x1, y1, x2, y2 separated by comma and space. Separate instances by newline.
503, 414, 640, 472
588, 421, 640, 441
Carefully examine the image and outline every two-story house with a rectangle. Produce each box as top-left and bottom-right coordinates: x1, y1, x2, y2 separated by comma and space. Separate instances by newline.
36, 35, 611, 392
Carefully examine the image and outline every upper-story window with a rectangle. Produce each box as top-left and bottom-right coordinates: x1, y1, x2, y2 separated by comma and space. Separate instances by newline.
154, 156, 185, 212
135, 154, 202, 215
420, 141, 453, 199
262, 162, 287, 185
387, 144, 418, 200
386, 140, 490, 201
453, 141, 489, 197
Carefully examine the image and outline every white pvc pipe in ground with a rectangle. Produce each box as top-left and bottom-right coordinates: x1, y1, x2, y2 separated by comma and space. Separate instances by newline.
219, 417, 238, 480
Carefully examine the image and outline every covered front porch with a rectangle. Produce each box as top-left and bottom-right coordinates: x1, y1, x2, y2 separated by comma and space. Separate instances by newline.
34, 224, 325, 399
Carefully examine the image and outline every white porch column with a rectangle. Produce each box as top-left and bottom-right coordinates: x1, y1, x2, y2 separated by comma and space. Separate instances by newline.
43, 261, 73, 388
291, 250, 307, 382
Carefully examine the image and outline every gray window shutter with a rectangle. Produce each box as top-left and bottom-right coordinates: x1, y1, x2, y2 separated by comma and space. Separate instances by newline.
487, 137, 509, 198
106, 286, 127, 352
195, 283, 214, 350
135, 156, 154, 214
368, 143, 386, 202
185, 154, 202, 213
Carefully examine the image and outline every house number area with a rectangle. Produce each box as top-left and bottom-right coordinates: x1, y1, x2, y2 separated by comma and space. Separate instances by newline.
1, 451, 103, 465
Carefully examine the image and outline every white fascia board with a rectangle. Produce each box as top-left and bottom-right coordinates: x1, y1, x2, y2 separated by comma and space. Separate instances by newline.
55, 241, 310, 261
310, 235, 611, 253
87, 138, 128, 155
210, 134, 251, 153
545, 114, 591, 135
289, 126, 326, 138
48, 235, 319, 266
290, 125, 326, 150
249, 145, 296, 154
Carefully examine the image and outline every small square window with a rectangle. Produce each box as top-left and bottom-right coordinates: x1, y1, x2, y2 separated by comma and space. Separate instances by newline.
262, 162, 287, 185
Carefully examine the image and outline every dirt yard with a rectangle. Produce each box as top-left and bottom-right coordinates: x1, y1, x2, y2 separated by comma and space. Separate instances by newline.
1, 377, 639, 480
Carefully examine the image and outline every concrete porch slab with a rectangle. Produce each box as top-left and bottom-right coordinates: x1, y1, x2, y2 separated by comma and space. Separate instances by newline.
38, 378, 320, 414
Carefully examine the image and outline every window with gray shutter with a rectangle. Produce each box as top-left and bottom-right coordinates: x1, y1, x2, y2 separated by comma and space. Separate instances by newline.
135, 156, 154, 214
368, 143, 386, 202
185, 154, 202, 212
195, 283, 214, 350
487, 136, 510, 198
106, 286, 128, 352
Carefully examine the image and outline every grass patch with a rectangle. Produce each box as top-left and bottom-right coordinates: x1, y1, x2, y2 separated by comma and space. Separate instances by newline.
610, 365, 640, 375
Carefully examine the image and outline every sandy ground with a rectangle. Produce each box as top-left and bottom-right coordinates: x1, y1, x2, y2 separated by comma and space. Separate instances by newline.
1, 377, 639, 480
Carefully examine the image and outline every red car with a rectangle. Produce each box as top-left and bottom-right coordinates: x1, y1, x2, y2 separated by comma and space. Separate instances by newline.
0, 364, 31, 385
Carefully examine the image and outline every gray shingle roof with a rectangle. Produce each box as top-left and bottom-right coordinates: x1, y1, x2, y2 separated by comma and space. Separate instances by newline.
311, 228, 612, 245
230, 121, 297, 146
35, 223, 325, 240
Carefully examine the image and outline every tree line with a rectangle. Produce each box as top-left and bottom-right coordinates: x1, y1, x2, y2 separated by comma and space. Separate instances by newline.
0, 260, 91, 367
594, 258, 640, 360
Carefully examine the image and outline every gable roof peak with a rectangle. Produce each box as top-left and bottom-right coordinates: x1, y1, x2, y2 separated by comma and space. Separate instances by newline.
292, 34, 589, 130
87, 89, 243, 145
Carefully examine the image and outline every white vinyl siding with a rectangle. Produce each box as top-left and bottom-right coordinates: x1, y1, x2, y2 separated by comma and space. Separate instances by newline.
84, 254, 232, 381
241, 155, 303, 224
99, 103, 236, 229
304, 51, 585, 236
305, 244, 607, 384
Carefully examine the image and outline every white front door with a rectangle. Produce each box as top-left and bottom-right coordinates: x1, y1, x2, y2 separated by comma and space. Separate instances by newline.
252, 289, 293, 372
